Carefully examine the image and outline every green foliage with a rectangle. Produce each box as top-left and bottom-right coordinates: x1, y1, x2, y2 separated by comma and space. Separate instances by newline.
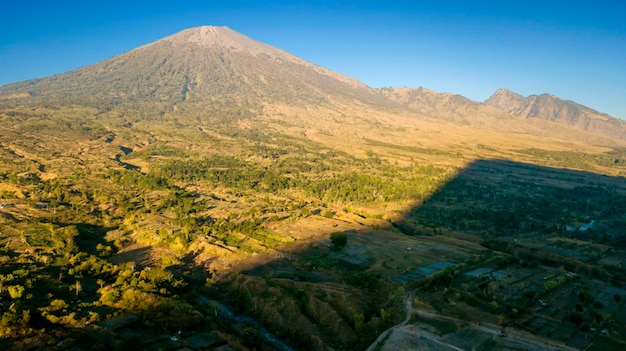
380, 308, 389, 322
408, 160, 626, 249
478, 338, 498, 351
570, 311, 583, 325
2, 76, 626, 350
0, 308, 31, 338
243, 327, 263, 348
543, 275, 567, 292
352, 312, 365, 333
321, 210, 335, 218
147, 147, 451, 205
42, 299, 69, 312
330, 231, 348, 250
7, 285, 25, 299
308, 166, 448, 203
517, 148, 626, 172
464, 293, 479, 306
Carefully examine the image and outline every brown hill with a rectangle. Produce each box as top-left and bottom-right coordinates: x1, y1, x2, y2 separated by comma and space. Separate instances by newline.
485, 88, 626, 141
378, 87, 623, 147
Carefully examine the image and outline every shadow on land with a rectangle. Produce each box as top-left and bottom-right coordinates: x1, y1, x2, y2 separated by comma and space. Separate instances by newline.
26, 159, 624, 351
206, 158, 626, 350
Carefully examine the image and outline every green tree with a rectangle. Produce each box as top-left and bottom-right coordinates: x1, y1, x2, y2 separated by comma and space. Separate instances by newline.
570, 311, 583, 325
330, 231, 348, 251
243, 327, 262, 348
0, 274, 14, 293
380, 308, 389, 322
7, 285, 24, 299
353, 312, 365, 333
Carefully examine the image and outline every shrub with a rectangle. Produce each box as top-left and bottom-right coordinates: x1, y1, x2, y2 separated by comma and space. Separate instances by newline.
330, 231, 347, 250
243, 327, 262, 348
570, 311, 583, 325
321, 210, 335, 218
7, 285, 24, 299
464, 293, 479, 306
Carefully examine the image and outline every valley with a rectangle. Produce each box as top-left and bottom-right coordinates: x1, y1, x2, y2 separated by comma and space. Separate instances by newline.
0, 26, 625, 350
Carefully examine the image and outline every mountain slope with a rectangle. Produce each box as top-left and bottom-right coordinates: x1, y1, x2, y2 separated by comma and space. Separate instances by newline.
0, 26, 378, 113
379, 87, 508, 125
485, 88, 626, 140
378, 87, 624, 147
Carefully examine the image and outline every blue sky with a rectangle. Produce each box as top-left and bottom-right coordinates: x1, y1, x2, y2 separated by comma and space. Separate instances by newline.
1, 1, 625, 119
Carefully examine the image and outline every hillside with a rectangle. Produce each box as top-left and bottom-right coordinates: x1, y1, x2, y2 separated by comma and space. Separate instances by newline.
380, 87, 626, 147
1, 26, 626, 351
0, 26, 390, 123
485, 88, 626, 141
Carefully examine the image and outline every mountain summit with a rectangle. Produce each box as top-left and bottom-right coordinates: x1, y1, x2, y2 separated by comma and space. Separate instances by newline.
159, 26, 279, 53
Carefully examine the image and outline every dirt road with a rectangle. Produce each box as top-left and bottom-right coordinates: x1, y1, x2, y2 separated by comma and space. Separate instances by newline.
366, 289, 578, 351
365, 291, 414, 351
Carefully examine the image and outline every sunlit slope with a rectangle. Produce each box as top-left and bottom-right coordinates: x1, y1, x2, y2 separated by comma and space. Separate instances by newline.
486, 88, 626, 141
1, 26, 624, 159
0, 26, 383, 115
380, 87, 626, 147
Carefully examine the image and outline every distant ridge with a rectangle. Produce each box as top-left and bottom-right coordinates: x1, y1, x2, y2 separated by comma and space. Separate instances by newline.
378, 87, 498, 124
485, 88, 626, 140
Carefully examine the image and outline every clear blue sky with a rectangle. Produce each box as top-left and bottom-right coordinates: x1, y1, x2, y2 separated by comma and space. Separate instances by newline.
1, 0, 625, 119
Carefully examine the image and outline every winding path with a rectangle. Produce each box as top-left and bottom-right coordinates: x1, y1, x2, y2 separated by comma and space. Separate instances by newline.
365, 290, 577, 351
365, 291, 414, 351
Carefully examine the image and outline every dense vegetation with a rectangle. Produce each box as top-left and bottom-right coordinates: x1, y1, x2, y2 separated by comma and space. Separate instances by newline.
0, 109, 457, 349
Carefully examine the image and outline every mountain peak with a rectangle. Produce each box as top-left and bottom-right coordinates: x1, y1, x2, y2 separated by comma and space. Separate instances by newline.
156, 26, 278, 56
489, 88, 524, 99
485, 89, 527, 110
